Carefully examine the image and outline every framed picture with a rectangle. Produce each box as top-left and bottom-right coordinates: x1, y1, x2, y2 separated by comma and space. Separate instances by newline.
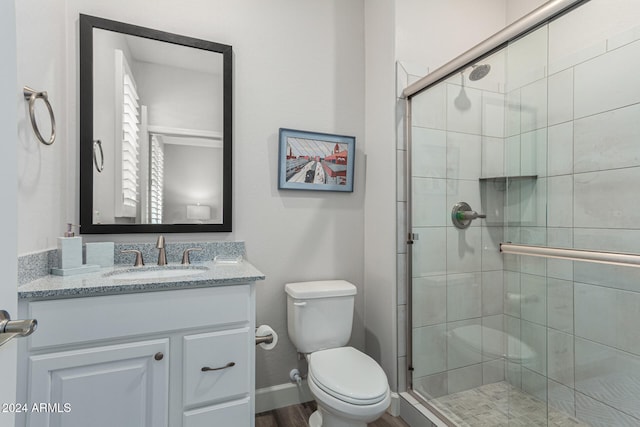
278, 128, 355, 192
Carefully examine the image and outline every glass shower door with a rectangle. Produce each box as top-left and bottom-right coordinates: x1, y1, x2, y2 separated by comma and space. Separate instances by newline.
409, 1, 640, 425
409, 44, 514, 425
503, 2, 640, 425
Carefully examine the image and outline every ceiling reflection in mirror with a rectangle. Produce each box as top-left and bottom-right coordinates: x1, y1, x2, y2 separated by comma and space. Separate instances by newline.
79, 15, 232, 233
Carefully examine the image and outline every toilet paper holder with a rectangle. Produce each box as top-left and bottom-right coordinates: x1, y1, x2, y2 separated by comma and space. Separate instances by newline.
255, 332, 274, 346
255, 325, 278, 350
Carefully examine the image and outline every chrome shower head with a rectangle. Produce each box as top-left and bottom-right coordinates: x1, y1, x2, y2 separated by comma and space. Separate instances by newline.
469, 64, 491, 81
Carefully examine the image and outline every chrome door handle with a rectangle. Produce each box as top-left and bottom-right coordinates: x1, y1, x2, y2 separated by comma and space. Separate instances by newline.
0, 310, 37, 348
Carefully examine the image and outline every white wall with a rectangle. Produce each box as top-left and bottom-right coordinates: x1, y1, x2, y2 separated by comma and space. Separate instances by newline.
163, 144, 223, 223
395, 0, 549, 75
396, 0, 509, 74
363, 0, 399, 392
506, 0, 549, 24
16, 0, 69, 253
0, 0, 18, 422
16, 0, 365, 392
134, 60, 222, 133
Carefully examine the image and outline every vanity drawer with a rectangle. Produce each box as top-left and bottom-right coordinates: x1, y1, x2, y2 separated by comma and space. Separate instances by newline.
183, 327, 250, 407
27, 285, 250, 350
183, 397, 250, 427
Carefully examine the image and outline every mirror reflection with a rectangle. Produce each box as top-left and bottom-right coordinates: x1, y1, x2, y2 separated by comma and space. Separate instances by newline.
80, 15, 232, 233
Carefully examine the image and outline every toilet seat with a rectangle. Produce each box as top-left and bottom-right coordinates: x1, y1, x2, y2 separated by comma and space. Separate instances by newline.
308, 347, 388, 405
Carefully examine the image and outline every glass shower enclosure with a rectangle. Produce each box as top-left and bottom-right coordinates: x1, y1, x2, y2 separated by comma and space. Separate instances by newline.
405, 0, 640, 425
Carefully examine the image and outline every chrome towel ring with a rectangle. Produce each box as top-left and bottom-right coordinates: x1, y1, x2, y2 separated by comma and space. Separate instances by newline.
23, 86, 56, 146
93, 140, 104, 172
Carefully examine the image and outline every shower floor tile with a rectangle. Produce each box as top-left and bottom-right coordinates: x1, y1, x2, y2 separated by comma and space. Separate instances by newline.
429, 381, 589, 427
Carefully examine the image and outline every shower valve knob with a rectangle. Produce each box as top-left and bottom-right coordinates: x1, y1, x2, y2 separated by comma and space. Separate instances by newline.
451, 202, 486, 229
455, 211, 486, 221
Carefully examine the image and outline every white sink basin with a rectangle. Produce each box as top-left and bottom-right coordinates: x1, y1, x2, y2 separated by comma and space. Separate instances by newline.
108, 267, 208, 280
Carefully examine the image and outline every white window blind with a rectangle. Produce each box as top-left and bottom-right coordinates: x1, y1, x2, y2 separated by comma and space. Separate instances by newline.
121, 72, 139, 210
114, 49, 139, 218
150, 135, 164, 224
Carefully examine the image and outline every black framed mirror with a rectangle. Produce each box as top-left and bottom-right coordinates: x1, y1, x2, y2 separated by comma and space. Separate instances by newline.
79, 14, 232, 233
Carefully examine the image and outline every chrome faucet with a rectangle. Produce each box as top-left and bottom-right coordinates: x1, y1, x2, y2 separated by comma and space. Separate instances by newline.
121, 249, 144, 267
181, 247, 203, 265
156, 235, 167, 266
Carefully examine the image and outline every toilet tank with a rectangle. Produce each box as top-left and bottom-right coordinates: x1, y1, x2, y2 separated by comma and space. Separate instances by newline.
285, 280, 356, 354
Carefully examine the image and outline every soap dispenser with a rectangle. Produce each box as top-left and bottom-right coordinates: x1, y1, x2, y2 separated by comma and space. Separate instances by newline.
59, 223, 81, 269
50, 224, 99, 276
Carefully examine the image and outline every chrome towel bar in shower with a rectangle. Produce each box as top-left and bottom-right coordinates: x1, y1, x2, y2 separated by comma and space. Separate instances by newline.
500, 243, 640, 268
23, 86, 56, 146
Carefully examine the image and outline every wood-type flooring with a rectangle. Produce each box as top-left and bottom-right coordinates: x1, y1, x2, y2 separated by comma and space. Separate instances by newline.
255, 401, 410, 427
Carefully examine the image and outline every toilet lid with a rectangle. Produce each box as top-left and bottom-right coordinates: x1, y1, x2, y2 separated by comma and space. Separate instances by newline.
309, 347, 388, 405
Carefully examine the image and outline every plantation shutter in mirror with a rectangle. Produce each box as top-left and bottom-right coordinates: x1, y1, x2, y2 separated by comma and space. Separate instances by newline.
114, 49, 139, 218
150, 134, 164, 224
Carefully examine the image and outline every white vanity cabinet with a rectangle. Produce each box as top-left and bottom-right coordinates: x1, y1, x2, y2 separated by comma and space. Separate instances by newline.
17, 284, 256, 427
28, 339, 169, 427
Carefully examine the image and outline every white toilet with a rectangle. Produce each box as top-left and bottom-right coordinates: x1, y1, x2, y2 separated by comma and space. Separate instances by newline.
285, 280, 390, 427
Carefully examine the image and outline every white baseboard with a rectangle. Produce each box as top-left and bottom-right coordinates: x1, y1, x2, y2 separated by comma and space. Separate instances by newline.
255, 381, 314, 414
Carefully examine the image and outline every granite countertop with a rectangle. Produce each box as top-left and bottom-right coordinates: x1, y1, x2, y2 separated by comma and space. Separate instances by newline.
18, 260, 265, 300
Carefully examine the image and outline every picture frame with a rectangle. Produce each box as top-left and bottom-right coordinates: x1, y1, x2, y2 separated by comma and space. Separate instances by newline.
278, 128, 355, 192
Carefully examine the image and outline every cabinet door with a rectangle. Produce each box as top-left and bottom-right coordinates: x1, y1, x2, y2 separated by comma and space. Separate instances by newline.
27, 339, 168, 427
